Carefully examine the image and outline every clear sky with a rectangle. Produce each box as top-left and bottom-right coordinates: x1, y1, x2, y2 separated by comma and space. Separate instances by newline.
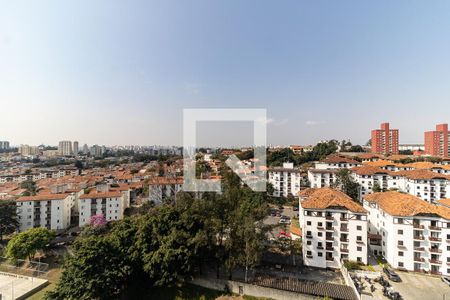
1, 1, 450, 147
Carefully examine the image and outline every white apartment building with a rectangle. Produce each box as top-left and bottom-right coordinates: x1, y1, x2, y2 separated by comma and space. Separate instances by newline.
268, 162, 301, 197
58, 141, 73, 156
78, 185, 128, 226
352, 166, 450, 203
314, 155, 361, 170
364, 192, 450, 276
16, 193, 74, 231
148, 177, 183, 204
300, 188, 368, 269
308, 169, 337, 188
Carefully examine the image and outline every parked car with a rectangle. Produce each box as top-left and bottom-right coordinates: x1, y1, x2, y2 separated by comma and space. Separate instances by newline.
383, 268, 401, 282
441, 276, 450, 286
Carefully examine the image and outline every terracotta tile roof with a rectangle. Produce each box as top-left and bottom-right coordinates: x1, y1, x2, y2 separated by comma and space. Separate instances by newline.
79, 189, 122, 199
352, 166, 388, 176
148, 177, 183, 185
320, 155, 360, 165
364, 160, 400, 168
301, 188, 366, 213
17, 192, 73, 202
365, 191, 450, 219
393, 169, 450, 180
298, 188, 318, 198
437, 199, 450, 207
356, 153, 383, 160
308, 168, 338, 174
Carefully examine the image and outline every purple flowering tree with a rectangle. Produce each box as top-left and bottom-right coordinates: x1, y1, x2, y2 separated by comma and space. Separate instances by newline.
89, 214, 107, 226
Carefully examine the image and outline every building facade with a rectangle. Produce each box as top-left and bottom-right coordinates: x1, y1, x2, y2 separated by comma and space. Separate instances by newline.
58, 141, 73, 156
300, 188, 368, 269
268, 162, 302, 197
364, 192, 450, 276
425, 124, 449, 158
371, 122, 399, 155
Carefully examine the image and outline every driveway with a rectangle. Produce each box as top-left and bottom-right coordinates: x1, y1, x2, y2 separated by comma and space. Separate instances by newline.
389, 272, 450, 300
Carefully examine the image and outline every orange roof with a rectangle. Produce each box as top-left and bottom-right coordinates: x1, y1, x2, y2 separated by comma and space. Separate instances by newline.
17, 192, 73, 202
365, 191, 450, 219
301, 188, 366, 213
438, 199, 450, 207
148, 177, 183, 185
79, 189, 122, 199
298, 188, 318, 198
393, 169, 450, 180
352, 165, 388, 176
320, 155, 360, 165
364, 160, 400, 168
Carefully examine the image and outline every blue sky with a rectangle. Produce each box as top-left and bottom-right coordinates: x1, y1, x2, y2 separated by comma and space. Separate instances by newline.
1, 1, 450, 146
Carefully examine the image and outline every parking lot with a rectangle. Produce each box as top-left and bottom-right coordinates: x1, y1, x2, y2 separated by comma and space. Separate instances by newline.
264, 206, 299, 239
387, 272, 450, 300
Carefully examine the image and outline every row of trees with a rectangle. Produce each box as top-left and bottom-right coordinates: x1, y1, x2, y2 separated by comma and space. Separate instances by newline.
46, 172, 270, 299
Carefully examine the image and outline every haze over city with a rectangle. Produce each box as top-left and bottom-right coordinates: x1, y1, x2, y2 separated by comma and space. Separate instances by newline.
1, 1, 450, 146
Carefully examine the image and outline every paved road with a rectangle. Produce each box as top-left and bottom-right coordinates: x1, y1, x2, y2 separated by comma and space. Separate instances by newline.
390, 272, 450, 300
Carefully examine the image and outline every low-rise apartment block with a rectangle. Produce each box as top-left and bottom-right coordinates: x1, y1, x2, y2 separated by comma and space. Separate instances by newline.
364, 192, 450, 276
268, 162, 301, 197
300, 188, 368, 269
16, 192, 74, 231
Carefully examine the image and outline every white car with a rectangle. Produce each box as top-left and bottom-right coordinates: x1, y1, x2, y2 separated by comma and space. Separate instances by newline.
441, 276, 450, 286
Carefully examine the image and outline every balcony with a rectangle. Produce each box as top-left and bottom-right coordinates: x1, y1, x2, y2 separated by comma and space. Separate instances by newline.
414, 257, 425, 263
397, 244, 407, 249
325, 215, 333, 220
429, 248, 442, 253
317, 246, 324, 250
340, 248, 349, 253
429, 259, 442, 265
325, 227, 334, 232
340, 217, 348, 222
326, 246, 334, 251
413, 224, 424, 230
340, 227, 349, 232
317, 226, 324, 230
413, 235, 425, 241
326, 257, 334, 262
429, 226, 441, 231
340, 238, 349, 243
326, 236, 334, 241
429, 236, 442, 242
356, 240, 365, 245
414, 247, 425, 252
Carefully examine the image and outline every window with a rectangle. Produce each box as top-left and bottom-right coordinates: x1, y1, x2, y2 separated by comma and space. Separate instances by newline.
318, 222, 322, 227
307, 251, 312, 255
307, 221, 311, 226
307, 241, 312, 245
318, 252, 323, 257
447, 234, 450, 240
398, 229, 403, 235
398, 251, 403, 256
398, 240, 404, 246
357, 226, 362, 231
357, 236, 362, 241
357, 247, 362, 251
398, 262, 404, 267
357, 257, 362, 262
318, 232, 323, 237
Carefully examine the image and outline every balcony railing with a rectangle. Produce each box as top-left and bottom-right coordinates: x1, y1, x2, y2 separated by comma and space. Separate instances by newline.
414, 247, 425, 252
340, 238, 349, 243
325, 227, 334, 232
413, 224, 424, 230
326, 216, 333, 220
340, 248, 349, 253
414, 257, 425, 262
429, 226, 441, 231
326, 236, 334, 241
429, 236, 442, 242
326, 246, 334, 251
429, 259, 442, 265
429, 248, 442, 253
326, 257, 334, 261
340, 217, 348, 222
340, 227, 349, 232
413, 235, 425, 240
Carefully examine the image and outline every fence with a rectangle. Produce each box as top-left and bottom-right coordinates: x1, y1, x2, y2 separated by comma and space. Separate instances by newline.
0, 257, 49, 278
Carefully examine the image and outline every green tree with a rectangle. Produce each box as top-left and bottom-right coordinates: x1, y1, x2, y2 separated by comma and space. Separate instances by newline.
6, 228, 55, 260
332, 169, 360, 201
372, 181, 382, 193
0, 201, 19, 241
45, 235, 133, 300
20, 179, 37, 196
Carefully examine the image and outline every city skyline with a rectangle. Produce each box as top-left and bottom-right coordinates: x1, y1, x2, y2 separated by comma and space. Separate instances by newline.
2, 1, 450, 146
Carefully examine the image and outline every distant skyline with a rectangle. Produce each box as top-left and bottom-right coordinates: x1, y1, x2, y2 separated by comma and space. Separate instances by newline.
1, 1, 450, 146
